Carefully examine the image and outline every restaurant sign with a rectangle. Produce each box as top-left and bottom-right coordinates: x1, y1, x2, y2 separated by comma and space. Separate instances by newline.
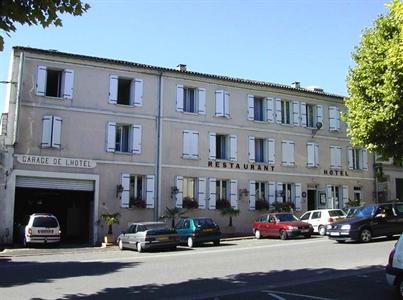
16, 154, 96, 169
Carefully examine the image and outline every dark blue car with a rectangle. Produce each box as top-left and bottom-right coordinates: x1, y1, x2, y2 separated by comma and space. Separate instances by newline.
175, 217, 221, 248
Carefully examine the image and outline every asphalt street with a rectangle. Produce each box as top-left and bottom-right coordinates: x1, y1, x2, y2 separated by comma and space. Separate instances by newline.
0, 235, 399, 299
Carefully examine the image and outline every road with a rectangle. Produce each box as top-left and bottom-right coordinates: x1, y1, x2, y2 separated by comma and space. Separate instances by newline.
0, 236, 398, 299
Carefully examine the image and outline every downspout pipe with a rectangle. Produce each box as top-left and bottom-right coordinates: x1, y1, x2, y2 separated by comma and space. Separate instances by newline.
155, 72, 163, 221
13, 52, 24, 145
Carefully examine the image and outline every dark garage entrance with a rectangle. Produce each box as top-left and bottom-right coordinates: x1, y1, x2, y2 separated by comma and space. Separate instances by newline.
13, 177, 94, 244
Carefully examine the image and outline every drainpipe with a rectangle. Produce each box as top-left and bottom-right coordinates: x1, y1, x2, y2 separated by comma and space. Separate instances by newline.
12, 52, 24, 145
155, 72, 164, 221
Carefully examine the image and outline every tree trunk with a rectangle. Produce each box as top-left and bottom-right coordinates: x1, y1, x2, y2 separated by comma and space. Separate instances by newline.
108, 224, 113, 235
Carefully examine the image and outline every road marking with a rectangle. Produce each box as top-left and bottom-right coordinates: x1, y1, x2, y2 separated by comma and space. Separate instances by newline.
263, 290, 335, 300
267, 293, 286, 300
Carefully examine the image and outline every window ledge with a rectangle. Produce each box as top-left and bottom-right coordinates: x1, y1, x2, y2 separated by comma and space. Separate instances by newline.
114, 151, 137, 155
182, 111, 199, 116
182, 156, 200, 160
42, 95, 71, 101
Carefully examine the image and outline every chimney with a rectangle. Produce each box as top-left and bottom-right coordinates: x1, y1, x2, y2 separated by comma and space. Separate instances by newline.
291, 81, 301, 89
176, 64, 187, 72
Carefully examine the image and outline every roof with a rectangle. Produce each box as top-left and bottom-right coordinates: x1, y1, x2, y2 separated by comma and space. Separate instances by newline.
13, 46, 344, 100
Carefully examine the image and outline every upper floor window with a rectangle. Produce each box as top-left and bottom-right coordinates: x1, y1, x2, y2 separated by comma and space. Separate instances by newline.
109, 75, 143, 107
115, 124, 131, 152
280, 100, 292, 124
106, 122, 142, 154
36, 65, 74, 99
304, 104, 323, 128
330, 145, 342, 169
183, 130, 199, 159
176, 85, 206, 114
329, 106, 341, 131
281, 140, 295, 166
307, 142, 319, 168
215, 90, 230, 117
348, 147, 368, 170
41, 115, 62, 149
248, 136, 275, 164
209, 132, 237, 161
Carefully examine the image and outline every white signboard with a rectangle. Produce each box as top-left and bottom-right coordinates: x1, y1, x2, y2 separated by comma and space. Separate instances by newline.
16, 155, 96, 169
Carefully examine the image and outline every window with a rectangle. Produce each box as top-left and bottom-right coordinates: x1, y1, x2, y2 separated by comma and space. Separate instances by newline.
215, 90, 230, 117
282, 183, 293, 202
247, 95, 266, 121
216, 134, 228, 160
281, 140, 295, 166
255, 181, 266, 201
106, 122, 142, 153
184, 87, 196, 113
216, 179, 228, 200
248, 137, 275, 164
306, 104, 317, 128
183, 177, 196, 199
176, 85, 206, 114
330, 146, 342, 169
109, 75, 143, 106
120, 174, 155, 208
348, 147, 368, 170
329, 106, 341, 131
353, 187, 362, 201
326, 185, 348, 209
311, 211, 321, 219
255, 138, 265, 163
307, 142, 319, 167
300, 212, 311, 221
281, 100, 292, 124
183, 130, 199, 159
130, 175, 144, 201
36, 65, 74, 99
209, 132, 237, 161
276, 182, 302, 210
41, 115, 62, 149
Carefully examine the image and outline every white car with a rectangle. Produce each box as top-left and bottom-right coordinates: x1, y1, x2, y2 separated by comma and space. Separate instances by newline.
386, 234, 403, 299
23, 213, 61, 247
300, 209, 346, 236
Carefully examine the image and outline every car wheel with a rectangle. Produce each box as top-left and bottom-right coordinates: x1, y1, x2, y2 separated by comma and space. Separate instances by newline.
360, 229, 372, 243
318, 225, 326, 236
279, 230, 288, 240
187, 237, 194, 248
213, 239, 220, 246
118, 239, 124, 251
255, 230, 262, 239
396, 276, 403, 299
137, 242, 143, 253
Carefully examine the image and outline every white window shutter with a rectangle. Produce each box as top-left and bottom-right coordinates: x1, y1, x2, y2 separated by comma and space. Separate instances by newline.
276, 182, 283, 202
342, 185, 349, 207
268, 182, 276, 205
52, 116, 62, 149
267, 138, 275, 164
337, 146, 342, 169
62, 69, 74, 99
362, 149, 368, 170
133, 78, 143, 107
275, 97, 282, 123
197, 177, 207, 209
247, 95, 254, 120
330, 146, 336, 168
175, 176, 183, 208
109, 75, 118, 104
335, 107, 340, 131
266, 97, 274, 122
106, 122, 116, 152
329, 106, 339, 131
326, 185, 333, 207
41, 115, 52, 148
208, 178, 216, 209
248, 136, 255, 162
176, 85, 184, 112
293, 100, 300, 126
229, 134, 237, 161
224, 91, 230, 117
208, 132, 216, 160
294, 183, 302, 211
249, 180, 256, 210
317, 105, 323, 124
183, 130, 191, 159
145, 175, 155, 208
230, 179, 238, 209
307, 143, 315, 167
198, 88, 206, 114
282, 141, 288, 166
289, 141, 295, 165
121, 174, 130, 208
36, 65, 47, 96
347, 147, 354, 169
300, 102, 307, 127
215, 90, 224, 117
192, 131, 199, 159
315, 143, 319, 167
132, 124, 142, 154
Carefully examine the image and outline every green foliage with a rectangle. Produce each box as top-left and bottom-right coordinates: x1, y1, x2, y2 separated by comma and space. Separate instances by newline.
0, 0, 90, 51
100, 212, 120, 235
271, 201, 295, 212
255, 199, 270, 211
219, 207, 240, 227
160, 207, 185, 228
344, 0, 403, 163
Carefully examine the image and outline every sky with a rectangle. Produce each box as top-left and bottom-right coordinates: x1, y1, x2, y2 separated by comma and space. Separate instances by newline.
0, 0, 389, 111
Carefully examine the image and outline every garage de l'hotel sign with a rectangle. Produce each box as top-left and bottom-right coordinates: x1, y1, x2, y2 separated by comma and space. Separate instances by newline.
16, 154, 96, 169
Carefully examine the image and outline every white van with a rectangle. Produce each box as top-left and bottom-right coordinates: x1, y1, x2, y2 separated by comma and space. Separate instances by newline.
24, 213, 61, 247
300, 209, 346, 235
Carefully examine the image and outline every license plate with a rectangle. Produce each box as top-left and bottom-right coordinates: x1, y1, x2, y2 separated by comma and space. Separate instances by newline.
157, 236, 169, 241
330, 232, 340, 236
203, 229, 213, 232
39, 230, 52, 234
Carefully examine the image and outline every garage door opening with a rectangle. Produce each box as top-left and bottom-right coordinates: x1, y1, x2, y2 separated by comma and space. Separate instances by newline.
13, 187, 94, 245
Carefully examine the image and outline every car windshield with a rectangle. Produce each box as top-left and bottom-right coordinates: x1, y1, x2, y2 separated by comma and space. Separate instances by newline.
350, 205, 377, 218
144, 223, 169, 230
194, 218, 216, 227
347, 208, 358, 217
32, 217, 58, 228
276, 214, 298, 222
329, 210, 346, 217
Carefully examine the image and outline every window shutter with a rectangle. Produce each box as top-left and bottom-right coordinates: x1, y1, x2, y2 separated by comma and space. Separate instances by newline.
62, 69, 74, 99
276, 182, 283, 202
362, 149, 368, 170
224, 91, 230, 117
347, 147, 353, 169
268, 182, 276, 205
335, 107, 340, 131
289, 141, 295, 166
275, 97, 282, 123
176, 85, 184, 112
208, 132, 216, 160
294, 183, 302, 211
109, 75, 118, 104
230, 179, 238, 209
307, 143, 315, 167
326, 185, 333, 206
192, 131, 199, 159
317, 104, 323, 124
183, 130, 191, 159
106, 122, 116, 152
342, 185, 349, 207
249, 180, 256, 210
132, 124, 142, 154
41, 115, 52, 148
198, 88, 206, 114
329, 106, 339, 131
208, 178, 216, 209
315, 143, 319, 167
330, 146, 336, 168
282, 140, 294, 166
266, 97, 274, 122
281, 141, 288, 165
133, 78, 143, 107
36, 65, 47, 96
248, 136, 255, 162
336, 146, 342, 169
215, 90, 224, 117
229, 134, 237, 161
267, 138, 275, 164
247, 95, 254, 120
121, 173, 130, 208
146, 175, 155, 208
51, 116, 62, 149
175, 176, 183, 208
197, 177, 206, 209
300, 102, 307, 127
293, 100, 300, 126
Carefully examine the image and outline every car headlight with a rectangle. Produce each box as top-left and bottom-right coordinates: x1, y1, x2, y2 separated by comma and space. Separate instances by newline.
341, 224, 351, 230
326, 225, 332, 230
288, 226, 298, 230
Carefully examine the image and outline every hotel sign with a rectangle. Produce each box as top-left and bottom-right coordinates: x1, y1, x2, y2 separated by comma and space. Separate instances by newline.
16, 154, 96, 169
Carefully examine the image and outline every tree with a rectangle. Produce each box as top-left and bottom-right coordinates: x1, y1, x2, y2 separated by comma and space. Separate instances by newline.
160, 207, 185, 228
219, 207, 240, 227
100, 212, 120, 235
344, 0, 403, 163
0, 0, 90, 51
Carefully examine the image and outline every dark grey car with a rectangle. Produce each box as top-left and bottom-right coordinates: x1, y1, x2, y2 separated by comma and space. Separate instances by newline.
117, 222, 179, 252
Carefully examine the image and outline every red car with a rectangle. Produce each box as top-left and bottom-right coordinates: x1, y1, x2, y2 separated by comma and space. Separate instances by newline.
253, 212, 313, 240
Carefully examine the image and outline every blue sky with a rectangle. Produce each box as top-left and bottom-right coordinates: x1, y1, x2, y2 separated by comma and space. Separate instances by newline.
0, 0, 388, 111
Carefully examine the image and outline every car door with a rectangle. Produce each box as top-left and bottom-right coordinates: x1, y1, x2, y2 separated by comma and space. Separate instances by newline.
267, 214, 277, 236
372, 205, 394, 237
125, 224, 138, 249
300, 211, 312, 228
175, 219, 187, 243
310, 211, 322, 232
393, 203, 403, 233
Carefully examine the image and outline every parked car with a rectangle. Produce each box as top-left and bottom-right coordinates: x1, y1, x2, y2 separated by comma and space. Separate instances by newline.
117, 222, 179, 252
386, 234, 403, 299
23, 213, 61, 247
253, 212, 313, 240
327, 202, 403, 243
343, 206, 361, 218
300, 209, 346, 236
175, 217, 221, 248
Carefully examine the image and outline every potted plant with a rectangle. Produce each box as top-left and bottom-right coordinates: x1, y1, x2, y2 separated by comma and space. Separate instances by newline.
219, 207, 240, 227
182, 197, 199, 209
130, 197, 146, 209
100, 212, 120, 245
216, 198, 231, 209
160, 207, 185, 228
255, 199, 270, 211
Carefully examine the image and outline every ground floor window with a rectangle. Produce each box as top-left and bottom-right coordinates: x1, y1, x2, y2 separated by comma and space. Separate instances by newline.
183, 177, 196, 199
353, 186, 362, 202
216, 179, 228, 200
281, 183, 293, 203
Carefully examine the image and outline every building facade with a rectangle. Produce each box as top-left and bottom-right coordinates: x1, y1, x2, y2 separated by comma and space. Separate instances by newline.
0, 47, 376, 244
